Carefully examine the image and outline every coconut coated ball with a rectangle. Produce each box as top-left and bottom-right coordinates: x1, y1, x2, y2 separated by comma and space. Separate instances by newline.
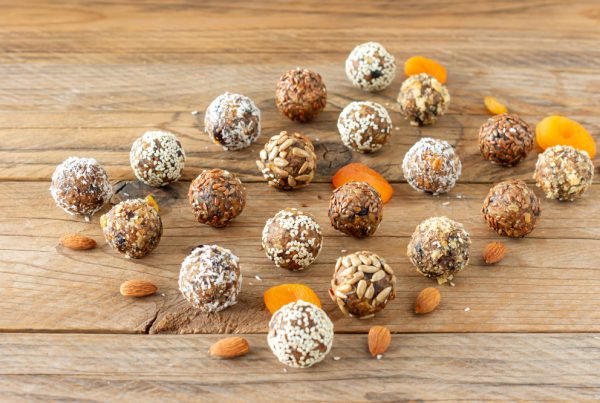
337, 101, 392, 153
275, 68, 327, 122
398, 73, 450, 126
130, 130, 185, 187
345, 42, 396, 92
204, 92, 261, 150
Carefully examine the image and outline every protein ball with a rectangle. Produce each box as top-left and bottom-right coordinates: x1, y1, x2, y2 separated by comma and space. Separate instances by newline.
407, 216, 471, 285
268, 300, 334, 368
275, 68, 327, 122
130, 130, 185, 187
479, 114, 534, 166
256, 131, 317, 190
189, 169, 246, 228
330, 251, 396, 319
329, 181, 383, 238
337, 101, 392, 153
534, 145, 594, 201
398, 73, 450, 126
100, 198, 162, 259
204, 92, 261, 150
178, 244, 242, 313
402, 137, 462, 195
482, 179, 541, 237
50, 156, 112, 220
345, 42, 396, 92
262, 208, 323, 271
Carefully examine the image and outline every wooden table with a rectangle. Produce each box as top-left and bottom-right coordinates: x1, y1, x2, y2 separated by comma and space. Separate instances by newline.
1, 1, 599, 400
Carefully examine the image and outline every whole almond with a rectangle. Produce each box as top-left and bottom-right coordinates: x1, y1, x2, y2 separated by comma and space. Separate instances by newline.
415, 287, 441, 314
483, 242, 507, 264
368, 326, 391, 357
119, 280, 157, 297
209, 336, 250, 359
59, 234, 96, 250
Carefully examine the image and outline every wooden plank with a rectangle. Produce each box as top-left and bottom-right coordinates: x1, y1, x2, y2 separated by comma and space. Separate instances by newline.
0, 333, 599, 401
1, 181, 599, 334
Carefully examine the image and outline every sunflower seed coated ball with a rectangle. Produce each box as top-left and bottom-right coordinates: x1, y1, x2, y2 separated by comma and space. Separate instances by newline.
204, 92, 261, 150
329, 181, 383, 238
178, 244, 242, 313
275, 68, 327, 122
268, 300, 334, 368
398, 73, 450, 126
130, 130, 185, 187
479, 114, 534, 166
345, 42, 396, 92
337, 101, 392, 153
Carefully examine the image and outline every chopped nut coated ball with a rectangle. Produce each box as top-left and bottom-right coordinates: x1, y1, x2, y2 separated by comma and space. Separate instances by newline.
130, 130, 185, 187
337, 101, 392, 153
329, 181, 383, 238
262, 208, 323, 271
189, 169, 247, 228
407, 216, 471, 285
482, 179, 541, 237
179, 244, 242, 313
534, 145, 594, 201
268, 300, 334, 368
204, 92, 261, 150
345, 42, 396, 92
50, 156, 112, 220
330, 251, 396, 319
398, 73, 450, 126
275, 68, 327, 122
479, 114, 534, 166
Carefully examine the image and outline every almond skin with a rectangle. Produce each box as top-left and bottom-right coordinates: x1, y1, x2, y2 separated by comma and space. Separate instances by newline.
483, 242, 507, 264
119, 280, 157, 297
59, 234, 96, 250
209, 336, 250, 359
368, 326, 391, 357
415, 287, 441, 314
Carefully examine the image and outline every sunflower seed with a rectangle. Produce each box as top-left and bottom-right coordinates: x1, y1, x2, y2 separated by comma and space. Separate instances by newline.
273, 157, 289, 167
338, 284, 352, 293
268, 147, 280, 161
342, 256, 352, 267
358, 254, 372, 265
358, 265, 379, 273
259, 149, 267, 160
339, 267, 355, 277
273, 166, 288, 178
347, 272, 364, 285
375, 286, 393, 303
298, 161, 310, 174
370, 255, 381, 268
335, 257, 343, 271
359, 313, 375, 320
335, 290, 348, 299
287, 176, 297, 187
350, 255, 361, 267
292, 147, 310, 158
370, 270, 386, 282
279, 138, 295, 151
294, 174, 311, 182
383, 263, 393, 274
365, 284, 375, 299
356, 280, 367, 299
337, 301, 350, 316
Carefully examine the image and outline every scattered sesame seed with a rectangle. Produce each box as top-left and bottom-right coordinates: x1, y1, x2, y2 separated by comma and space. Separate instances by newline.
255, 275, 262, 281
464, 307, 470, 312
333, 356, 341, 361
376, 354, 383, 360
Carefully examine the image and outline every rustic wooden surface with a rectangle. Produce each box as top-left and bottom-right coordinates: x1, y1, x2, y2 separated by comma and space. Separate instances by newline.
1, 0, 599, 400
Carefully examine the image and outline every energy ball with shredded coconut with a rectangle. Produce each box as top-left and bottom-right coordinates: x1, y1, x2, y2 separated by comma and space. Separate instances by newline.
204, 92, 261, 150
329, 181, 383, 238
189, 169, 246, 228
345, 42, 396, 92
100, 198, 162, 259
534, 145, 593, 201
402, 137, 462, 195
275, 68, 327, 122
50, 156, 112, 219
267, 300, 334, 368
407, 216, 471, 285
398, 73, 450, 126
479, 114, 534, 166
262, 208, 323, 271
337, 101, 392, 153
178, 244, 242, 313
130, 130, 185, 187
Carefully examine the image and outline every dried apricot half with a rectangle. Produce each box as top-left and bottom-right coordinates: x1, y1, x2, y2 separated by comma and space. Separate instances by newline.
536, 116, 596, 158
263, 284, 321, 315
332, 162, 393, 203
145, 194, 160, 212
483, 96, 508, 115
404, 56, 447, 84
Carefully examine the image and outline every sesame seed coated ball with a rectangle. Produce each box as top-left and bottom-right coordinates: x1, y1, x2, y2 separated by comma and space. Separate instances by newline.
275, 68, 327, 122
398, 73, 450, 126
178, 244, 242, 313
204, 92, 261, 150
329, 181, 383, 238
345, 42, 396, 92
402, 137, 462, 195
534, 145, 594, 201
100, 198, 162, 259
262, 208, 323, 271
479, 114, 534, 166
130, 130, 185, 187
50, 156, 112, 219
267, 300, 334, 368
337, 101, 392, 153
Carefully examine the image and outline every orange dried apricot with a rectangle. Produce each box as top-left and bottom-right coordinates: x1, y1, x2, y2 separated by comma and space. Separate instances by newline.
536, 116, 596, 158
404, 56, 447, 84
145, 194, 159, 212
263, 284, 321, 315
332, 162, 393, 203
483, 96, 508, 115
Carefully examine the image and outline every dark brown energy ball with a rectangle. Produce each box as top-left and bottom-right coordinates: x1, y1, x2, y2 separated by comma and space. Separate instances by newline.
479, 114, 534, 166
50, 156, 112, 220
482, 179, 541, 237
398, 73, 450, 126
330, 251, 396, 319
275, 68, 327, 122
100, 198, 162, 259
189, 169, 247, 228
329, 181, 383, 238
